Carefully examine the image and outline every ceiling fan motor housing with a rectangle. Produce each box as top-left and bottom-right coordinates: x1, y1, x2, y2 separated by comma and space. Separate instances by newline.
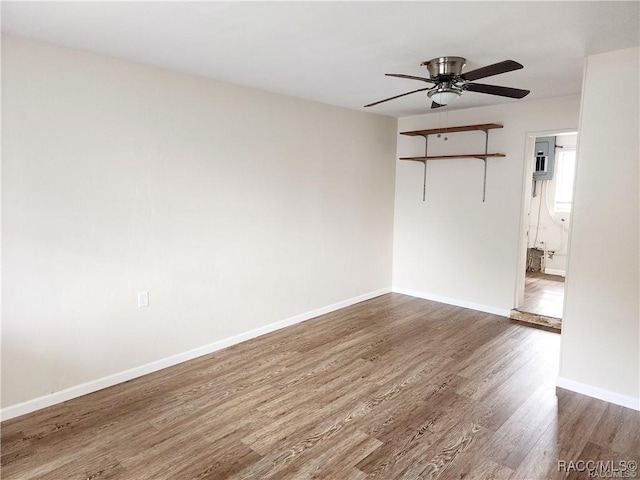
422, 56, 466, 80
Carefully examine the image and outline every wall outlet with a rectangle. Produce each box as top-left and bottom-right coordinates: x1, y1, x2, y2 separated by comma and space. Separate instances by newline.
137, 291, 149, 308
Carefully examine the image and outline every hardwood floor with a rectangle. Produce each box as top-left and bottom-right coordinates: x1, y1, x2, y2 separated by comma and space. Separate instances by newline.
2, 293, 638, 479
522, 272, 565, 319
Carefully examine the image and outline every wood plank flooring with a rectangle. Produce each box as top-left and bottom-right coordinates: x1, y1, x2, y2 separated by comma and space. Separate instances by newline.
522, 272, 565, 319
2, 293, 638, 479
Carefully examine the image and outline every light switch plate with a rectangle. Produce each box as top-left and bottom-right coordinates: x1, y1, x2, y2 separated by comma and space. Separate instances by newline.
138, 291, 149, 308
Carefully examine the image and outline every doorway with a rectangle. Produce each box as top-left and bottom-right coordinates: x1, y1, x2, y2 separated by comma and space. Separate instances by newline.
513, 130, 578, 329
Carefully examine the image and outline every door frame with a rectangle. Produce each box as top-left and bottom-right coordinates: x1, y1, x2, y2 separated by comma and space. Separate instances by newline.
514, 128, 578, 310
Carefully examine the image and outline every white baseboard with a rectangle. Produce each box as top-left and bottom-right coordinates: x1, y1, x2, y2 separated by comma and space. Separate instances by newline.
1, 287, 391, 422
556, 377, 640, 411
392, 287, 511, 318
544, 268, 566, 277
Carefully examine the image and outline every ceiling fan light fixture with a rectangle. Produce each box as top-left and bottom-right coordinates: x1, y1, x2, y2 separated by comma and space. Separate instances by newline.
427, 86, 462, 106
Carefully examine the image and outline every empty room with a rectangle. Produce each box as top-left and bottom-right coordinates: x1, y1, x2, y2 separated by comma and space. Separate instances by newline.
1, 2, 639, 479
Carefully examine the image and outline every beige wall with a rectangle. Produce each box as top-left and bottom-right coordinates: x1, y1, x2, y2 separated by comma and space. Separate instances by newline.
393, 96, 581, 313
560, 47, 639, 406
1, 36, 397, 408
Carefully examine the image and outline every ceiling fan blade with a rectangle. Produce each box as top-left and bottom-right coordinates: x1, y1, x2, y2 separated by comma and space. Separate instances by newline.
385, 73, 435, 83
431, 101, 444, 109
460, 60, 524, 81
364, 87, 431, 107
465, 82, 530, 98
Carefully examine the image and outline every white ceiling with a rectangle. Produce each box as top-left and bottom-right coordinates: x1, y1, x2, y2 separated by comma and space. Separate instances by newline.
2, 1, 639, 117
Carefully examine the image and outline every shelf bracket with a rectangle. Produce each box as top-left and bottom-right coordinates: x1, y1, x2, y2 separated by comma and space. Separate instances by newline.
482, 128, 489, 202
471, 129, 490, 201
482, 158, 488, 202
421, 135, 428, 202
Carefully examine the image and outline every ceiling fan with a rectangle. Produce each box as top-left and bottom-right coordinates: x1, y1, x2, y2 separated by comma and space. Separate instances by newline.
364, 56, 530, 109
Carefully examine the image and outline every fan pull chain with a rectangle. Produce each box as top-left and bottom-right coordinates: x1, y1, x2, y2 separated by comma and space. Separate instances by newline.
444, 112, 448, 141
436, 112, 449, 140
437, 112, 449, 140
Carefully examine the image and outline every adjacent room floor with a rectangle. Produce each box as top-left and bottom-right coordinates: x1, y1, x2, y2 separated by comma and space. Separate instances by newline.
2, 294, 637, 479
522, 272, 565, 319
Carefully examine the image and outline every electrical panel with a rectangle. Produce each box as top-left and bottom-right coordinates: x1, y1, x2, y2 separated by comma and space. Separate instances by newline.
533, 136, 555, 181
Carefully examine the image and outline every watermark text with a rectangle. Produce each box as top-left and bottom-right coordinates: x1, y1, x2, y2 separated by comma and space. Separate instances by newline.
558, 460, 637, 478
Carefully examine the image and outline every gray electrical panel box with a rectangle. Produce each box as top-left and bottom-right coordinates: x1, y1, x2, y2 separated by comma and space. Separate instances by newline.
533, 136, 555, 181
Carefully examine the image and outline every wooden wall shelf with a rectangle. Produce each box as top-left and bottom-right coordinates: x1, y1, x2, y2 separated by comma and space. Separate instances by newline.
400, 153, 506, 161
400, 123, 503, 137
398, 123, 504, 202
